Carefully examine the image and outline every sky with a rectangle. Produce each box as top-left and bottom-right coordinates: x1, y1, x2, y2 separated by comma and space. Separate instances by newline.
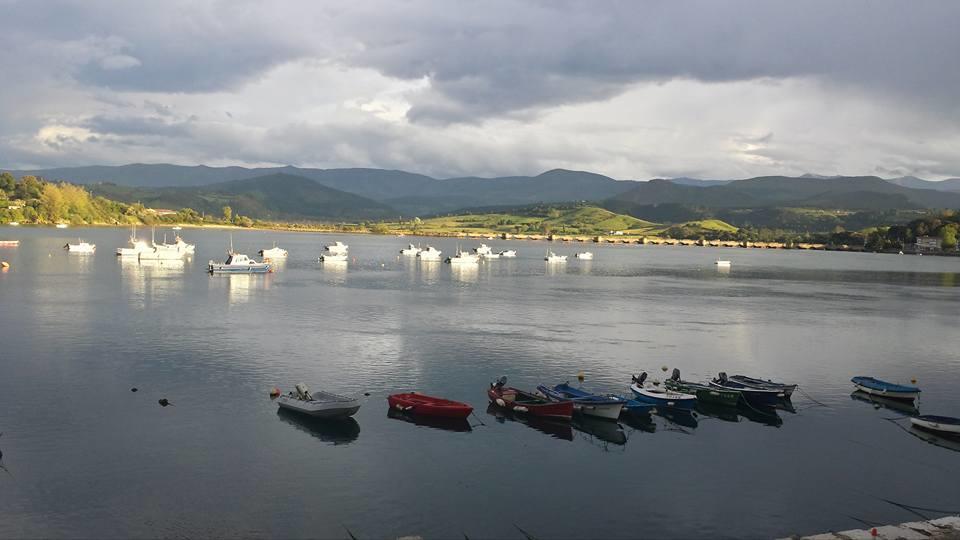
1, 0, 959, 180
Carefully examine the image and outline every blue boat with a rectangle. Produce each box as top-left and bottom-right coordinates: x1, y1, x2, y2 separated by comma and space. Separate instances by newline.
629, 373, 697, 410
709, 373, 781, 406
537, 383, 626, 420
852, 376, 921, 401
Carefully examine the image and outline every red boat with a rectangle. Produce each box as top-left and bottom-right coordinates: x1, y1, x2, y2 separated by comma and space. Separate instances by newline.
387, 392, 474, 419
487, 378, 574, 421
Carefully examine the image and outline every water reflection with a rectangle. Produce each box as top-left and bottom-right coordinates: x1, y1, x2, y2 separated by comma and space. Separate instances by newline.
386, 408, 472, 432
319, 260, 348, 284
207, 274, 271, 304
850, 390, 919, 416
571, 415, 627, 448
419, 260, 440, 285
656, 408, 700, 429
908, 426, 960, 453
573, 260, 592, 275
486, 403, 573, 441
716, 265, 731, 275
544, 261, 566, 276
621, 411, 657, 433
450, 264, 478, 284
276, 409, 360, 445
119, 257, 188, 307
695, 402, 782, 427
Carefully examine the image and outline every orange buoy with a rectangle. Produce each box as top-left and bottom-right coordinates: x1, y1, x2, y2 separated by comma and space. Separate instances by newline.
269, 387, 281, 398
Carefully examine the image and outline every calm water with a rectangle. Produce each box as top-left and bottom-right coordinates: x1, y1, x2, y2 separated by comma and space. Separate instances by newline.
1, 227, 958, 539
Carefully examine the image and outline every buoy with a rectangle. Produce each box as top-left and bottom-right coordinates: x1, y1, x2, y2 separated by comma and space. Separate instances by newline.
911, 378, 917, 384
577, 371, 585, 382
158, 398, 171, 407
661, 365, 668, 372
495, 398, 506, 407
269, 387, 280, 398
871, 528, 878, 537
131, 387, 138, 392
363, 392, 370, 396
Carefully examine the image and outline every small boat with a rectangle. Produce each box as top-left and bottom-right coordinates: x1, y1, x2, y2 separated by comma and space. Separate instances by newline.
909, 415, 960, 435
665, 369, 740, 407
498, 250, 517, 258
630, 372, 697, 410
172, 226, 182, 231
277, 383, 361, 418
851, 376, 921, 401
537, 383, 626, 420
729, 374, 797, 398
488, 377, 573, 420
145, 232, 194, 258
387, 392, 473, 419
473, 244, 493, 256
116, 225, 151, 256
710, 373, 782, 406
208, 251, 271, 274
0, 240, 19, 247
324, 241, 349, 255
544, 251, 567, 263
55, 223, 69, 229
715, 260, 731, 267
318, 253, 348, 262
161, 234, 195, 254
399, 243, 421, 256
417, 246, 442, 261
445, 249, 479, 264
480, 251, 500, 259
259, 245, 288, 259
64, 239, 95, 253
574, 252, 594, 260
8, 222, 19, 226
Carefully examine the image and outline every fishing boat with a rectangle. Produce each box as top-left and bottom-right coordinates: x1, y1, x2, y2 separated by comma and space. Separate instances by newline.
851, 376, 921, 401
574, 252, 594, 260
208, 250, 271, 273
909, 415, 960, 435
729, 374, 797, 398
318, 253, 348, 262
665, 369, 740, 406
630, 372, 697, 410
715, 260, 731, 267
0, 240, 19, 247
498, 249, 517, 258
536, 383, 626, 420
417, 246, 442, 261
399, 243, 421, 256
144, 233, 194, 259
323, 241, 349, 255
488, 377, 573, 420
64, 239, 95, 253
445, 249, 479, 264
473, 244, 494, 256
116, 225, 151, 256
259, 244, 288, 259
277, 383, 361, 419
387, 392, 473, 419
544, 251, 567, 263
480, 251, 500, 259
710, 373, 783, 406
55, 223, 69, 229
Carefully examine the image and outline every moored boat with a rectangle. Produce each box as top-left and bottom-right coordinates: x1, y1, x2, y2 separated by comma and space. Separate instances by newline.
544, 251, 567, 263
910, 415, 960, 435
630, 372, 697, 410
445, 249, 479, 264
851, 376, 921, 401
64, 239, 95, 253
277, 383, 361, 419
55, 223, 69, 229
324, 241, 349, 255
259, 244, 288, 259
729, 374, 797, 398
0, 240, 19, 247
208, 251, 271, 273
665, 369, 740, 406
318, 253, 348, 262
116, 226, 151, 257
537, 383, 626, 420
488, 377, 573, 420
387, 392, 473, 419
473, 243, 493, 256
715, 260, 731, 267
399, 243, 421, 256
417, 246, 442, 261
498, 249, 517, 258
710, 372, 783, 406
574, 252, 593, 260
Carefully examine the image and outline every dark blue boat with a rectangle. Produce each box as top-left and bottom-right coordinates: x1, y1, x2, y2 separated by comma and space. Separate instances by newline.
537, 383, 627, 420
709, 373, 782, 406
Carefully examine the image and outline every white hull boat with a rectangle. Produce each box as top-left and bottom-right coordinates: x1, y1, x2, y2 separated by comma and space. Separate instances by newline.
259, 246, 288, 259
473, 244, 493, 256
445, 250, 479, 264
324, 241, 349, 255
160, 235, 195, 254
910, 415, 960, 435
65, 240, 95, 253
480, 251, 500, 259
208, 251, 271, 273
117, 241, 151, 257
545, 251, 567, 262
499, 250, 517, 258
277, 383, 361, 418
8, 222, 20, 226
319, 253, 348, 262
715, 260, 731, 267
400, 243, 421, 256
575, 252, 593, 260
417, 246, 442, 261
575, 401, 624, 420
55, 223, 69, 229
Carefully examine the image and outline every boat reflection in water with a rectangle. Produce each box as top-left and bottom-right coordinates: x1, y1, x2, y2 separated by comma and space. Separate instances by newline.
387, 408, 472, 433
486, 403, 572, 441
319, 259, 348, 284
908, 426, 960, 453
276, 408, 360, 445
620, 411, 657, 433
450, 263, 478, 284
571, 415, 627, 448
695, 401, 783, 427
850, 390, 920, 416
656, 408, 700, 429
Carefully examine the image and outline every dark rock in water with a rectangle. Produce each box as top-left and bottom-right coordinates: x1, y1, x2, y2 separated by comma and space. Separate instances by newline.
363, 392, 370, 397
131, 387, 138, 392
158, 399, 171, 407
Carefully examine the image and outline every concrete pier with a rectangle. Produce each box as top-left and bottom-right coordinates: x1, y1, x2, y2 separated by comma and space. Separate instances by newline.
782, 516, 960, 540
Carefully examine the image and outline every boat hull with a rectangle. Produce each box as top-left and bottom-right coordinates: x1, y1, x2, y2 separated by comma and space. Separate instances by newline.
488, 387, 573, 420
538, 384, 625, 420
729, 375, 796, 397
910, 416, 960, 435
387, 393, 473, 419
665, 379, 740, 406
709, 380, 781, 406
277, 395, 360, 418
851, 377, 920, 401
630, 384, 697, 410
208, 264, 271, 274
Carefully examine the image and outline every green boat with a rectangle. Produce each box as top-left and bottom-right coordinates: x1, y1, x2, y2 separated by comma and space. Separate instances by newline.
665, 375, 741, 407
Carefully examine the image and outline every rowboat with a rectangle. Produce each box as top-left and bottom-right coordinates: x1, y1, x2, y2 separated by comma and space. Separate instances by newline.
851, 376, 921, 401
536, 383, 626, 420
710, 373, 782, 406
630, 372, 697, 410
910, 415, 960, 435
729, 374, 797, 398
387, 392, 473, 419
277, 383, 361, 419
488, 377, 573, 420
665, 378, 740, 407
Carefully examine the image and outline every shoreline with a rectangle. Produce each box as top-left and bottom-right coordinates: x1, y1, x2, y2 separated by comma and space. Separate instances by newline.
5, 222, 960, 257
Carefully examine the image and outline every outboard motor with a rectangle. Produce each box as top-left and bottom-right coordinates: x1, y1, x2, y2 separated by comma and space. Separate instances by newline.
632, 372, 648, 386
718, 372, 728, 384
493, 376, 507, 390
671, 368, 681, 382
295, 383, 313, 401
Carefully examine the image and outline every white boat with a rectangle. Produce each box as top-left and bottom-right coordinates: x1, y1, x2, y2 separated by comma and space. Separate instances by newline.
319, 253, 348, 262
159, 234, 195, 254
910, 415, 960, 435
172, 226, 182, 231
473, 243, 493, 256
55, 223, 69, 229
65, 239, 95, 253
630, 383, 697, 408
259, 244, 288, 259
208, 251, 271, 273
400, 243, 421, 256
324, 241, 349, 255
445, 249, 479, 264
8, 222, 19, 226
417, 246, 442, 261
481, 251, 500, 259
498, 249, 517, 258
276, 383, 361, 418
715, 260, 731, 267
116, 226, 152, 257
545, 251, 567, 263
575, 252, 594, 260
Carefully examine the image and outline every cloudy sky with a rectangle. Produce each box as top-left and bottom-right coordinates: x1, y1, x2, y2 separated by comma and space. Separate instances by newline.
1, 0, 958, 180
